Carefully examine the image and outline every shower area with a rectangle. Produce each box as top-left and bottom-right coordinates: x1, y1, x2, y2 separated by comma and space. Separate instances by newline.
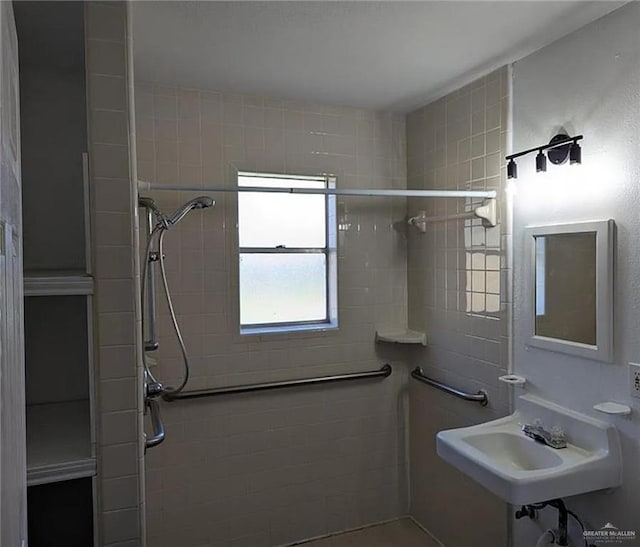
135, 85, 417, 546
134, 64, 511, 545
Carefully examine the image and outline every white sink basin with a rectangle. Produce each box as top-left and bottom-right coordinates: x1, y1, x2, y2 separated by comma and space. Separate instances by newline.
436, 394, 622, 505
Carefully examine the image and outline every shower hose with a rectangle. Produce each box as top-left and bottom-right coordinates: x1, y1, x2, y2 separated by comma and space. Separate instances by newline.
141, 223, 191, 395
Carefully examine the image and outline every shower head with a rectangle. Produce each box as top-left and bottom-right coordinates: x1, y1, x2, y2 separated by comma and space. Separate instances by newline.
139, 196, 161, 214
139, 196, 170, 228
167, 196, 214, 226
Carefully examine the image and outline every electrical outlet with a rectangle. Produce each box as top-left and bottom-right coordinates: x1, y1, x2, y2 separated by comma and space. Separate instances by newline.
630, 363, 640, 399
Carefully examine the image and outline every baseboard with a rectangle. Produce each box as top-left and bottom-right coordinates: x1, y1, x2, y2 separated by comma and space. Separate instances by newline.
407, 515, 445, 547
284, 516, 406, 546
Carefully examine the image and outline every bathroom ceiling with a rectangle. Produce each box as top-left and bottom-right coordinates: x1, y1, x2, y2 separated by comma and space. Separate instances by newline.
132, 1, 624, 112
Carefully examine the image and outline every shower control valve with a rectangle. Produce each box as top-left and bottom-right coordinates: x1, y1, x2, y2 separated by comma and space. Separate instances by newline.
145, 380, 165, 399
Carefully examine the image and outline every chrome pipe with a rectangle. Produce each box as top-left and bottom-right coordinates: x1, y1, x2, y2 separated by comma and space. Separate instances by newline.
164, 364, 392, 401
411, 367, 488, 406
144, 207, 159, 351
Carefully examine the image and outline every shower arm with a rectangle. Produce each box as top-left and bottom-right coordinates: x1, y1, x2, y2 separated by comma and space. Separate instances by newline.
408, 198, 497, 232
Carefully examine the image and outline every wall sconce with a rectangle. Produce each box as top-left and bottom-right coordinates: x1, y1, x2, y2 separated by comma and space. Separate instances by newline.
506, 133, 583, 179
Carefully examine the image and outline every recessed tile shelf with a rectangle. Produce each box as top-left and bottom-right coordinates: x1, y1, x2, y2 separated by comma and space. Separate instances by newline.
375, 329, 427, 346
27, 400, 95, 486
24, 271, 93, 296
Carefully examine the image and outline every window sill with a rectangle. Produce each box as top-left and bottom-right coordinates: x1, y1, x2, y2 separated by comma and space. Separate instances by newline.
240, 321, 338, 337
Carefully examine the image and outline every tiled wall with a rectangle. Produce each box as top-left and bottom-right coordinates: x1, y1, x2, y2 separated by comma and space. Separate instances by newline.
135, 83, 409, 546
405, 68, 511, 545
86, 2, 143, 545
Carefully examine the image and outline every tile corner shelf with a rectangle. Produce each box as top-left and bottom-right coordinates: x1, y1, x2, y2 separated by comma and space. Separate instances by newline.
24, 271, 94, 296
375, 329, 427, 346
26, 400, 95, 486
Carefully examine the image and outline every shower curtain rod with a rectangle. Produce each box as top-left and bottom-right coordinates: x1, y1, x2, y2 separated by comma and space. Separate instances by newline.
138, 180, 497, 199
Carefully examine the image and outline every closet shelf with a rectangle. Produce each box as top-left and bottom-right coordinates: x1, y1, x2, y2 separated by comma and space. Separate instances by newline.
375, 329, 427, 346
27, 400, 95, 486
24, 271, 93, 296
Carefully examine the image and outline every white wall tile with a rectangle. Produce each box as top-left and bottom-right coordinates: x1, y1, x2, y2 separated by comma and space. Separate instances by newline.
86, 2, 142, 544
406, 67, 510, 545
136, 82, 409, 545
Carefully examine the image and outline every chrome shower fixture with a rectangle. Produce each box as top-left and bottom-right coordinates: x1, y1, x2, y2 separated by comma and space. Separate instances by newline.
167, 196, 214, 226
138, 193, 216, 442
138, 196, 170, 229
138, 195, 215, 229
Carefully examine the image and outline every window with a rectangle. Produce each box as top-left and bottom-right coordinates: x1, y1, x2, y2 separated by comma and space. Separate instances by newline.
237, 172, 337, 333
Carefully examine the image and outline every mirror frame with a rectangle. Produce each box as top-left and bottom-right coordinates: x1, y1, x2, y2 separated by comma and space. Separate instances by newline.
524, 219, 614, 362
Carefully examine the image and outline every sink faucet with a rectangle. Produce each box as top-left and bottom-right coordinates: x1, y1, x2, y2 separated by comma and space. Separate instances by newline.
521, 419, 567, 449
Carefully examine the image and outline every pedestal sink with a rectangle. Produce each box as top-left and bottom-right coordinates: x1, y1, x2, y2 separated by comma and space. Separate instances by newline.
436, 394, 622, 505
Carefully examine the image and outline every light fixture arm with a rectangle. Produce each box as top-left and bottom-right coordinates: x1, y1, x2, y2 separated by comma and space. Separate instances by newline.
505, 134, 583, 162
506, 133, 583, 179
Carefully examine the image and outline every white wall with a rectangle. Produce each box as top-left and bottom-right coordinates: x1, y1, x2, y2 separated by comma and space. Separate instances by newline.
512, 2, 640, 542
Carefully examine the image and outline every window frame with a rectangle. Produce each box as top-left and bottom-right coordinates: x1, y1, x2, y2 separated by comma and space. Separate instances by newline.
237, 171, 338, 334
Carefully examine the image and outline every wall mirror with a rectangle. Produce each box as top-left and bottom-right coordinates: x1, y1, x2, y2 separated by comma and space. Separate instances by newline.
524, 219, 614, 362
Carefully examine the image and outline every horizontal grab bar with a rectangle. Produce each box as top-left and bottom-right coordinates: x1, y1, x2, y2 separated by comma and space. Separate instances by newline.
164, 364, 392, 402
411, 367, 488, 406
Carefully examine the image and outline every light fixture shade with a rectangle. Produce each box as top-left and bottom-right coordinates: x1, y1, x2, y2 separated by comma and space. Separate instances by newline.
570, 142, 582, 164
536, 151, 547, 173
507, 159, 517, 179
548, 133, 571, 165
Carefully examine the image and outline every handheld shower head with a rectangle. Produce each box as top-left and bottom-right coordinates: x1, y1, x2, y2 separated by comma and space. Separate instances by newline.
139, 196, 162, 216
167, 196, 214, 226
139, 196, 170, 229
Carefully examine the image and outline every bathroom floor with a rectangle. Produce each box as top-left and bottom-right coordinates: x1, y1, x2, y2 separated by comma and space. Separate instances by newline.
301, 519, 439, 547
